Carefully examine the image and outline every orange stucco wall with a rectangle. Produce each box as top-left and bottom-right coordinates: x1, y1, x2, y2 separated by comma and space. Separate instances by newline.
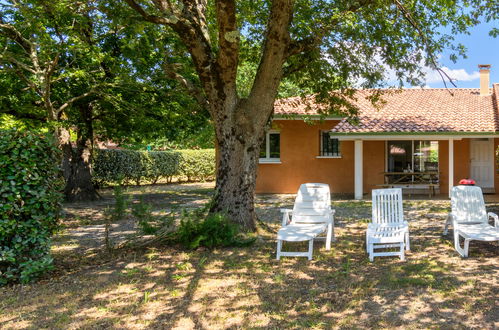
256, 120, 385, 195
255, 120, 355, 194
363, 141, 386, 192
255, 121, 497, 196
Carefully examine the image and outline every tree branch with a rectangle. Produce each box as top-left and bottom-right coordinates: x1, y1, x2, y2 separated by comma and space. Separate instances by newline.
162, 61, 208, 107
215, 0, 239, 87
1, 53, 36, 74
57, 89, 98, 115
392, 0, 457, 91
248, 0, 293, 105
1, 62, 42, 95
0, 22, 33, 54
123, 0, 178, 24
125, 0, 216, 106
286, 0, 373, 58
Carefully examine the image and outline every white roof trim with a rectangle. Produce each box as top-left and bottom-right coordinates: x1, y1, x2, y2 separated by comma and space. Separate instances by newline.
333, 134, 498, 141
273, 116, 343, 121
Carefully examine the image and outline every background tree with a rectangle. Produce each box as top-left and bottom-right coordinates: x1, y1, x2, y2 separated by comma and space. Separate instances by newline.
119, 0, 497, 231
0, 0, 114, 201
0, 0, 211, 200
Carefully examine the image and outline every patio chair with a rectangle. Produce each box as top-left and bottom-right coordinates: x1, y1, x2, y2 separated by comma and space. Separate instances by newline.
366, 188, 410, 262
444, 186, 499, 257
276, 183, 335, 260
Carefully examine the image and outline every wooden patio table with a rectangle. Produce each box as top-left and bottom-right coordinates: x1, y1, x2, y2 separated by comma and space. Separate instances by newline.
379, 172, 439, 197
382, 171, 439, 184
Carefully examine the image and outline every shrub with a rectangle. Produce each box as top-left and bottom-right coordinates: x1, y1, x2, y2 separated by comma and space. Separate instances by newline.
178, 149, 216, 182
93, 149, 148, 186
0, 129, 62, 285
176, 210, 255, 249
103, 185, 128, 250
93, 149, 215, 186
147, 151, 181, 183
131, 196, 157, 235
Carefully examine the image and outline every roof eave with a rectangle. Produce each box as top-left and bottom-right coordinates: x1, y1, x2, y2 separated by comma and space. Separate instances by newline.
329, 131, 498, 140
273, 114, 344, 120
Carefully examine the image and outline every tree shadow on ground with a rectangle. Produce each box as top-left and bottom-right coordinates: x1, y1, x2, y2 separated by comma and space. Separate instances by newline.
1, 192, 497, 328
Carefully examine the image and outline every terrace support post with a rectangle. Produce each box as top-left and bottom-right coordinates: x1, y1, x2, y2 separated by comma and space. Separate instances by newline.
354, 139, 363, 199
449, 139, 454, 197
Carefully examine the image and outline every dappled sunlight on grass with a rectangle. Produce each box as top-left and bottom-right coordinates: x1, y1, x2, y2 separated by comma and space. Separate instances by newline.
0, 184, 497, 328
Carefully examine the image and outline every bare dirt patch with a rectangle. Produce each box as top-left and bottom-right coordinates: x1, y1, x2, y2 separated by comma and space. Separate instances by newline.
0, 185, 497, 329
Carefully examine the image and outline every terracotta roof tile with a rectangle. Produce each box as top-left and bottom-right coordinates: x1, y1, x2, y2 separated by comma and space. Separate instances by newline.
274, 87, 499, 133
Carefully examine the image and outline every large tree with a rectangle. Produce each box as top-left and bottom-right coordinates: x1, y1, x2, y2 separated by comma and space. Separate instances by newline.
119, 0, 497, 231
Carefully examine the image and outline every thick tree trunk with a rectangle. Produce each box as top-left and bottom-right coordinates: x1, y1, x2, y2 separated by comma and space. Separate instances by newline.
209, 97, 270, 232
210, 125, 263, 232
206, 0, 293, 231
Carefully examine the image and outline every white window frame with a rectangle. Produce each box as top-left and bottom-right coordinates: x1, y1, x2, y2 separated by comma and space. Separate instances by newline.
259, 130, 281, 164
316, 130, 342, 158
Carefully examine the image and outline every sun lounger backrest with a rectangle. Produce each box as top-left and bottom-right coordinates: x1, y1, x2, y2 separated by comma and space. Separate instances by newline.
372, 188, 404, 225
451, 186, 487, 224
293, 183, 331, 224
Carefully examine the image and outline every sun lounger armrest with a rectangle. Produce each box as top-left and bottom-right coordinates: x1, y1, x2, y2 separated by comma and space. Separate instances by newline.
280, 209, 293, 226
488, 212, 499, 227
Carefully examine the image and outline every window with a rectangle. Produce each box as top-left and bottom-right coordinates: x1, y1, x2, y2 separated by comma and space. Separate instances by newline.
386, 140, 439, 183
387, 140, 438, 173
259, 131, 280, 163
319, 131, 340, 157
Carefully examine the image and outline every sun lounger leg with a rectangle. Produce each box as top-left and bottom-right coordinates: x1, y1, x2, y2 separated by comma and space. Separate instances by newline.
454, 231, 467, 257
366, 231, 369, 252
308, 239, 314, 260
464, 238, 470, 258
276, 240, 282, 260
443, 215, 452, 235
325, 224, 332, 250
368, 243, 374, 262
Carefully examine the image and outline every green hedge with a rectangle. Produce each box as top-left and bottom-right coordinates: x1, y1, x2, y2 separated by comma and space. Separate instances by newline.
93, 149, 215, 185
0, 129, 62, 285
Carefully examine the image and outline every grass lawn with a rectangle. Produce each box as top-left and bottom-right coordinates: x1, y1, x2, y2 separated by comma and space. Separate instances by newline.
1, 183, 498, 329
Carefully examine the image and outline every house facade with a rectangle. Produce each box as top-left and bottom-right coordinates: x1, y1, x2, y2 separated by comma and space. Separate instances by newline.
256, 65, 499, 198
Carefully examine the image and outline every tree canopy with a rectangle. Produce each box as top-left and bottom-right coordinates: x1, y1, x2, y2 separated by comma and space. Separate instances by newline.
119, 0, 497, 230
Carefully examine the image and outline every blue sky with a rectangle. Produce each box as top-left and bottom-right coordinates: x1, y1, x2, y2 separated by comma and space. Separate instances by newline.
424, 21, 498, 88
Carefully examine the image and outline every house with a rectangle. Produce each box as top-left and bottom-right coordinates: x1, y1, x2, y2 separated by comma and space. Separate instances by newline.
256, 65, 499, 198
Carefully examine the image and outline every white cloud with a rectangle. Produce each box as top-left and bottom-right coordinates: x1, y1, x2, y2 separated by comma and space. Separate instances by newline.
325, 45, 480, 87
424, 67, 480, 84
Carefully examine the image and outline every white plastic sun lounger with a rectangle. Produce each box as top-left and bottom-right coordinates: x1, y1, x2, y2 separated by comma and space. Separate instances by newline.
276, 183, 335, 260
366, 188, 410, 262
444, 185, 499, 257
